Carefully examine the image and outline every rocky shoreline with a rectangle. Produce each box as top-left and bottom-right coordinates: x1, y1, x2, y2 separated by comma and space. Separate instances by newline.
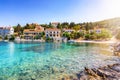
75, 63, 120, 80
58, 63, 120, 80
60, 42, 120, 80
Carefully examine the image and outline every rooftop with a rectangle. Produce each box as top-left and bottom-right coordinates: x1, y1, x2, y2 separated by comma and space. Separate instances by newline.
45, 28, 60, 31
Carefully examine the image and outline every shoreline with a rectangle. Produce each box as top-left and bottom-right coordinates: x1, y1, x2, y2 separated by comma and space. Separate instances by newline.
77, 63, 120, 80
0, 40, 117, 44
74, 40, 118, 44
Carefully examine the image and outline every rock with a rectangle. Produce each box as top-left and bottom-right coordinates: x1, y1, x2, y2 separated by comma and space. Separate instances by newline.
77, 63, 120, 80
111, 65, 120, 72
84, 67, 98, 77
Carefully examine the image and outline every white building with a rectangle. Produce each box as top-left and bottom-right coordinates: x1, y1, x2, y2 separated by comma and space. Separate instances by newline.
45, 28, 61, 41
0, 27, 14, 38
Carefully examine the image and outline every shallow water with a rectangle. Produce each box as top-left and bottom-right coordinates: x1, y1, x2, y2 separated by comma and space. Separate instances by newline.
0, 41, 119, 80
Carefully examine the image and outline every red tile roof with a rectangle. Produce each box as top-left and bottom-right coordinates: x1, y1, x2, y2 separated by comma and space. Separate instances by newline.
45, 28, 60, 31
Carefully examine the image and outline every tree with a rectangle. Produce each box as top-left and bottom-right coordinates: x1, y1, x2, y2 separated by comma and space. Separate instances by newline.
24, 23, 30, 29
84, 22, 93, 31
0, 36, 2, 40
49, 22, 54, 28
9, 35, 15, 41
4, 36, 8, 40
41, 24, 49, 28
57, 23, 62, 29
85, 34, 90, 40
69, 22, 75, 28
14, 24, 21, 32
61, 22, 69, 29
16, 24, 22, 35
34, 35, 41, 39
73, 25, 80, 31
78, 32, 84, 38
96, 29, 112, 40
63, 32, 70, 40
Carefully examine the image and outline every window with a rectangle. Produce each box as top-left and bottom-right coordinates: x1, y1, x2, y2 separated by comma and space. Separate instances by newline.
50, 34, 52, 36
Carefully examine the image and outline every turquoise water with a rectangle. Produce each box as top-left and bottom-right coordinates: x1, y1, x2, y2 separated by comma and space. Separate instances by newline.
0, 41, 119, 80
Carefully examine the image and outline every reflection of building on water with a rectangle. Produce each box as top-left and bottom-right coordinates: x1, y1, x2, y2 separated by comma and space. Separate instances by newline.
9, 42, 15, 56
23, 42, 61, 53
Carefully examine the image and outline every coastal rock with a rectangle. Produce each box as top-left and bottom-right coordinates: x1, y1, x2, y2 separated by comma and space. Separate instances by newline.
112, 42, 120, 56
77, 63, 120, 80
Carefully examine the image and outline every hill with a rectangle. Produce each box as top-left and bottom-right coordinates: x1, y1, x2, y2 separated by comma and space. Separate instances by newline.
95, 17, 120, 29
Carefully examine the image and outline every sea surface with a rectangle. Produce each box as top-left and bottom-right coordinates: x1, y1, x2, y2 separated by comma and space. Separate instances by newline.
0, 41, 119, 80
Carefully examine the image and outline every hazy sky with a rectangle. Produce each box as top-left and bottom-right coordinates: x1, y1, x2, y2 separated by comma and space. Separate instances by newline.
0, 0, 120, 26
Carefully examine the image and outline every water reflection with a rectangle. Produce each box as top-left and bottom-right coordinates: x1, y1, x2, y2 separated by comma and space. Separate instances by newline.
9, 42, 15, 56
22, 42, 61, 54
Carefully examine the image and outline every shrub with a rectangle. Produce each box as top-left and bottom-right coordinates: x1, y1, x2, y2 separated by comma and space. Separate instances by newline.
9, 35, 15, 41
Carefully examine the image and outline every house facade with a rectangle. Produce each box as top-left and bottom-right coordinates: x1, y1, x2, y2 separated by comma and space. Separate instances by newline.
0, 27, 14, 38
45, 28, 61, 40
23, 26, 44, 40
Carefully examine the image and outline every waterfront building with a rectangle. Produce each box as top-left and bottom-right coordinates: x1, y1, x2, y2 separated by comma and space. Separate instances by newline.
45, 28, 61, 41
0, 27, 14, 38
23, 26, 44, 40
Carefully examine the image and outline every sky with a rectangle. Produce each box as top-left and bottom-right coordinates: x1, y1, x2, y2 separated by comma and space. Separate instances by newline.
0, 0, 120, 26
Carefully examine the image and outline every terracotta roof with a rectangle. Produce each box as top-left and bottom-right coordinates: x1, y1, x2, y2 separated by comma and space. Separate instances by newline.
45, 28, 60, 31
24, 25, 44, 33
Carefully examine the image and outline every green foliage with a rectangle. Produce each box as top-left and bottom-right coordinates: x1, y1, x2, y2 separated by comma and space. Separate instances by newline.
63, 32, 70, 40
73, 25, 80, 31
20, 36, 24, 39
96, 29, 112, 40
63, 32, 84, 40
46, 37, 53, 42
40, 32, 45, 37
41, 24, 49, 28
14, 24, 23, 35
9, 35, 15, 41
34, 35, 40, 39
34, 32, 45, 39
49, 23, 54, 28
0, 36, 2, 40
57, 23, 62, 29
61, 22, 69, 29
4, 36, 8, 40
85, 34, 90, 40
84, 29, 111, 40
24, 23, 36, 29
69, 22, 75, 28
